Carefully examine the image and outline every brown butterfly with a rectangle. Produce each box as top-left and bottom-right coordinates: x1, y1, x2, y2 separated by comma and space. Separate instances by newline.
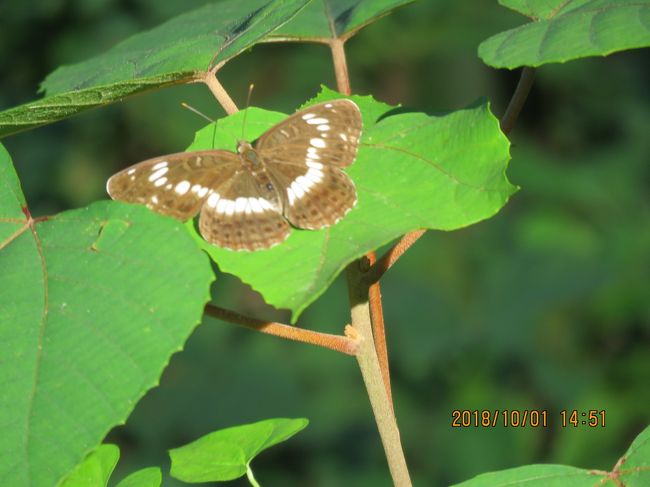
107, 99, 362, 251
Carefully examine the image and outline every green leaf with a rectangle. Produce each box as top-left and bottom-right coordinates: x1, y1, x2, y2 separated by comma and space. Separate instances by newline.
453, 425, 650, 486
187, 88, 515, 321
115, 467, 162, 487
0, 0, 311, 138
60, 444, 119, 487
169, 418, 308, 483
269, 0, 416, 40
0, 145, 214, 487
479, 0, 650, 68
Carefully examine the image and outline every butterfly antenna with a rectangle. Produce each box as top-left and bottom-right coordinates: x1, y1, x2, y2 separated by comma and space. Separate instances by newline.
180, 102, 216, 124
240, 83, 255, 141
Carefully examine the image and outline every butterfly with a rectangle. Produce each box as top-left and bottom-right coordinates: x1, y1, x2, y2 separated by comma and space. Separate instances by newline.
107, 99, 362, 251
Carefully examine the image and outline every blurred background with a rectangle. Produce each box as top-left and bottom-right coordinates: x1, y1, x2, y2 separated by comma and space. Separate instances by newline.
2, 1, 649, 485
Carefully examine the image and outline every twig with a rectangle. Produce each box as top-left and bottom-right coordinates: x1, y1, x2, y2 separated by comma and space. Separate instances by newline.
500, 67, 536, 136
365, 230, 426, 284
364, 252, 393, 411
202, 71, 239, 115
204, 304, 359, 355
346, 261, 412, 486
329, 39, 351, 95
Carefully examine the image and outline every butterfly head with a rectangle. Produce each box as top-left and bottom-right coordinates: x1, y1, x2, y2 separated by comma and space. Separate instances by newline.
236, 140, 254, 154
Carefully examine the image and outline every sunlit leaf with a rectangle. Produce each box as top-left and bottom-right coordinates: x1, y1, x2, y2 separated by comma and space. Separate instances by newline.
185, 88, 515, 320
169, 418, 308, 483
60, 445, 119, 487
115, 467, 162, 487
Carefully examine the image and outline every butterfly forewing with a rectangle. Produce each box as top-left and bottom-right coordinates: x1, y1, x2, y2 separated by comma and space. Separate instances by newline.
107, 151, 239, 220
256, 99, 362, 168
257, 100, 362, 229
199, 168, 290, 251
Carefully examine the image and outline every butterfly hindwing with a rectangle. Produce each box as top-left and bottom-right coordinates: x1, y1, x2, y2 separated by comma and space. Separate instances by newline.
199, 169, 290, 251
265, 160, 357, 229
107, 151, 239, 220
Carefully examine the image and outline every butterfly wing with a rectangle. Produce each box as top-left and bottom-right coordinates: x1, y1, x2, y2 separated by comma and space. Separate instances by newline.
199, 169, 290, 251
256, 99, 362, 167
256, 99, 361, 229
107, 150, 239, 220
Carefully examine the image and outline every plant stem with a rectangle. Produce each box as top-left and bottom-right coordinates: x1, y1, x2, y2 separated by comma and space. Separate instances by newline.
500, 67, 536, 136
246, 465, 261, 487
365, 253, 393, 410
203, 72, 239, 115
330, 39, 351, 95
204, 304, 359, 355
347, 261, 412, 486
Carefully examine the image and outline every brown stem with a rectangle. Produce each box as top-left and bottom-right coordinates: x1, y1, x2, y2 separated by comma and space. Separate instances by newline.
347, 261, 412, 486
500, 67, 536, 136
202, 71, 239, 115
364, 252, 393, 411
204, 304, 359, 355
365, 230, 426, 284
329, 39, 351, 95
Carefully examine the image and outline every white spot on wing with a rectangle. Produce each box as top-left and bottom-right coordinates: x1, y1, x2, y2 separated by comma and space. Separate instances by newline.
340, 133, 348, 142
216, 199, 227, 213
207, 193, 220, 208
127, 168, 136, 175
306, 167, 323, 183
287, 187, 296, 205
302, 113, 316, 120
235, 197, 247, 213
153, 161, 168, 171
307, 148, 321, 159
317, 124, 330, 131
198, 187, 209, 197
291, 180, 306, 199
325, 103, 333, 108
175, 180, 191, 195
149, 167, 168, 181
154, 177, 167, 187
250, 198, 263, 214
225, 200, 235, 216
307, 161, 323, 169
151, 195, 159, 204
310, 138, 326, 148
307, 117, 329, 125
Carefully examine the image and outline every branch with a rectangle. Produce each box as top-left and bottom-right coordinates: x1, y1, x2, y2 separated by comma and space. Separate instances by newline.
346, 261, 412, 486
329, 39, 351, 95
202, 71, 239, 115
204, 304, 359, 355
500, 67, 536, 136
364, 252, 393, 411
365, 230, 426, 284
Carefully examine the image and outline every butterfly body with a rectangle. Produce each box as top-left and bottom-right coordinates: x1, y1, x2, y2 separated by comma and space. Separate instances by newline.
107, 99, 362, 251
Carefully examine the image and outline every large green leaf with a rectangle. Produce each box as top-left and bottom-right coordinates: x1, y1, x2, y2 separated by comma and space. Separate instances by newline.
60, 445, 119, 487
0, 145, 214, 487
269, 0, 416, 41
185, 88, 514, 321
169, 418, 308, 483
479, 0, 650, 68
453, 425, 650, 486
0, 0, 312, 138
